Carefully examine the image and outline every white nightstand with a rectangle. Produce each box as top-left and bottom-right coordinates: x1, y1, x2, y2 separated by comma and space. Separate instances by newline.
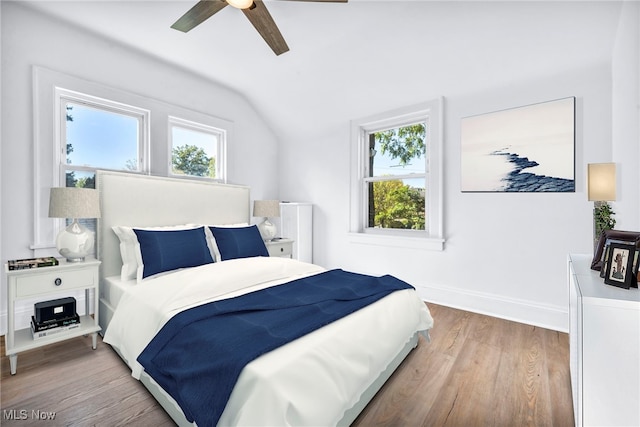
4, 257, 101, 375
265, 239, 294, 258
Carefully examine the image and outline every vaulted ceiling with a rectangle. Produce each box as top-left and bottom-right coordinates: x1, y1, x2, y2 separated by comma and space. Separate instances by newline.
20, 1, 623, 142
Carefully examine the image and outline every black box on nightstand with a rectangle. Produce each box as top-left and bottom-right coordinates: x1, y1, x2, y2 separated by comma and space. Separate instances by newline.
34, 297, 76, 324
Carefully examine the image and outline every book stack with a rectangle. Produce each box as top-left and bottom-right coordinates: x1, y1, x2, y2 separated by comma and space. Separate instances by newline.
8, 257, 59, 270
31, 314, 80, 340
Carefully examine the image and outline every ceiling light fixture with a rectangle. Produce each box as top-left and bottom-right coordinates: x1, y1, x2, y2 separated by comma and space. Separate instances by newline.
227, 0, 254, 10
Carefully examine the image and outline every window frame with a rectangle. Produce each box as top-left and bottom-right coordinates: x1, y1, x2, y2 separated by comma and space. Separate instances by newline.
363, 118, 428, 234
55, 87, 150, 187
52, 88, 150, 245
168, 116, 227, 183
349, 98, 444, 250
32, 67, 233, 253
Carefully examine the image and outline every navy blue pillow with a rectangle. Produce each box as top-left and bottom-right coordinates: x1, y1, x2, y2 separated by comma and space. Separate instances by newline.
209, 225, 269, 261
134, 227, 214, 279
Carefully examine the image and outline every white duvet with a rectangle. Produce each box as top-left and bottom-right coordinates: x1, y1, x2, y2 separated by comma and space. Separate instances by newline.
103, 257, 433, 426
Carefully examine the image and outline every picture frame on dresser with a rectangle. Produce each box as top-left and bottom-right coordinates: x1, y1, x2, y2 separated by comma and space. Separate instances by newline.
591, 229, 640, 271
633, 250, 640, 286
599, 239, 629, 278
603, 242, 636, 289
599, 244, 610, 278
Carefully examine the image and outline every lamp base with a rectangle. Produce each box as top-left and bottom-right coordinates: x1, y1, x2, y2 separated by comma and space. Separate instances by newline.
257, 219, 277, 241
56, 219, 95, 262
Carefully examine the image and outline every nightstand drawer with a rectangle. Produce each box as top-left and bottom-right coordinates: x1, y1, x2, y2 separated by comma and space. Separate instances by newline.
267, 241, 292, 258
15, 269, 95, 297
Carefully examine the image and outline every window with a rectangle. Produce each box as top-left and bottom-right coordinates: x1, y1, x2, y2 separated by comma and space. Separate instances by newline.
366, 122, 427, 230
57, 88, 149, 190
350, 99, 444, 250
54, 88, 149, 250
169, 117, 226, 182
33, 67, 232, 253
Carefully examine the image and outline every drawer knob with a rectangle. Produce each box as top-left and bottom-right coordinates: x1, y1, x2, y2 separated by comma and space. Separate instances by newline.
280, 248, 284, 252
54, 278, 62, 286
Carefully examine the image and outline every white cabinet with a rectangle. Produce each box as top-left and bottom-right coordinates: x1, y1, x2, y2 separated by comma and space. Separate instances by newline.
568, 254, 639, 427
278, 202, 312, 263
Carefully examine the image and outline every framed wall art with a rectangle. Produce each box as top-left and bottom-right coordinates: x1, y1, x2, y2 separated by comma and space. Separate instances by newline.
461, 97, 575, 192
603, 242, 636, 289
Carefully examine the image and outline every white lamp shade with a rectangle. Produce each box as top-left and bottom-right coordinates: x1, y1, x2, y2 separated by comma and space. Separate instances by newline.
49, 187, 101, 219
253, 200, 280, 218
587, 163, 616, 202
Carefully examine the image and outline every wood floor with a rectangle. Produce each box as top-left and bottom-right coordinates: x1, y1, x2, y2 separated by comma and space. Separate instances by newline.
0, 303, 574, 426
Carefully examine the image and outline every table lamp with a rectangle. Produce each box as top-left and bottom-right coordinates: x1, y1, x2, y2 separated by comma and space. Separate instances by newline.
48, 187, 101, 262
253, 200, 280, 241
587, 163, 616, 246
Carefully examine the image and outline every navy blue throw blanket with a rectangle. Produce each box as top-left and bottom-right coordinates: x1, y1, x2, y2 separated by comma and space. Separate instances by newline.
137, 269, 414, 427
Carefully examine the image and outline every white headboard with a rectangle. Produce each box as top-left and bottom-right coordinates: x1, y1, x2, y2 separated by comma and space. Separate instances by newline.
96, 170, 250, 282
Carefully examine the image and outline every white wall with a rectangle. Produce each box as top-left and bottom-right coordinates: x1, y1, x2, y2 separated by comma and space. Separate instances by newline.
280, 64, 613, 331
0, 2, 280, 333
612, 1, 640, 231
280, 3, 640, 330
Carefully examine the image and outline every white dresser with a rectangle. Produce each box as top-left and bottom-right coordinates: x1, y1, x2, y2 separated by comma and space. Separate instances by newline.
568, 254, 639, 427
278, 202, 312, 263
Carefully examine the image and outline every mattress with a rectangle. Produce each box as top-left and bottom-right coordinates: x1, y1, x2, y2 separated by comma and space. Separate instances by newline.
101, 275, 135, 310
103, 257, 433, 425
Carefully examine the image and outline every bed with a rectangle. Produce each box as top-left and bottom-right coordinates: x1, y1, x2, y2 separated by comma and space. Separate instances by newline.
96, 170, 433, 426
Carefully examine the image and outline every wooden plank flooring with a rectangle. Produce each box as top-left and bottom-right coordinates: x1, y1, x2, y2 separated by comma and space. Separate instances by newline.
1, 303, 574, 426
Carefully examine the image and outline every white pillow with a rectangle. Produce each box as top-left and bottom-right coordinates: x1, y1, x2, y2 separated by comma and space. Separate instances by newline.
112, 224, 210, 282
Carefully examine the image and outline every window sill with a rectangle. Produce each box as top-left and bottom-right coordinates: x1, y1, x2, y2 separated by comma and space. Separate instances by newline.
347, 232, 445, 251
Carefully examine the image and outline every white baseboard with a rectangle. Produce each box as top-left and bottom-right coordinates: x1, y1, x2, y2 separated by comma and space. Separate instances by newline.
416, 282, 568, 333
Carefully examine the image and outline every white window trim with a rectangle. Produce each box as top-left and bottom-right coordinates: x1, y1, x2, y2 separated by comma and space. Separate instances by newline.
32, 67, 154, 251
349, 98, 444, 251
55, 87, 151, 186
51, 88, 151, 243
168, 116, 227, 183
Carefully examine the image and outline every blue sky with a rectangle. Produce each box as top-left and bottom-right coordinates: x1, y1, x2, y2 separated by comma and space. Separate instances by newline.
66, 103, 138, 169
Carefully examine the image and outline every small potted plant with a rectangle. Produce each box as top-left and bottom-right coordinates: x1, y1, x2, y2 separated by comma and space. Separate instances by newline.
594, 201, 616, 243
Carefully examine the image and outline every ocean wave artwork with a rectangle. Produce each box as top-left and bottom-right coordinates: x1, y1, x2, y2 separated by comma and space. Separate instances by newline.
461, 97, 575, 192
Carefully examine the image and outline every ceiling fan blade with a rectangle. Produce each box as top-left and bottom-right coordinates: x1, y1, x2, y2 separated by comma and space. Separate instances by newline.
171, 0, 228, 33
242, 0, 290, 56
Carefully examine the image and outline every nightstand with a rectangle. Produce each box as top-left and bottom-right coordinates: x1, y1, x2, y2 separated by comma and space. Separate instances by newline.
265, 239, 294, 258
5, 257, 101, 375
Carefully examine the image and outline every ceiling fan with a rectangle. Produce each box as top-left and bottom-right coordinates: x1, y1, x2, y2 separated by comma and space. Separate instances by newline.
171, 0, 348, 56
